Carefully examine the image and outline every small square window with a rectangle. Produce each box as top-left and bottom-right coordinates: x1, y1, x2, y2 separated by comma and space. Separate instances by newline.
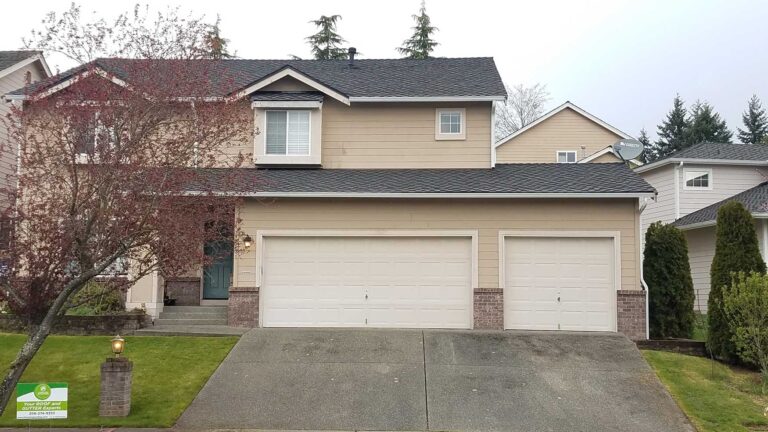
435, 108, 466, 140
440, 112, 462, 134
557, 151, 577, 163
684, 170, 711, 189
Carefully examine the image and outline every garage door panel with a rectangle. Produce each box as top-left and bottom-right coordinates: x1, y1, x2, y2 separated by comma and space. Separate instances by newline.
504, 236, 615, 332
262, 236, 472, 328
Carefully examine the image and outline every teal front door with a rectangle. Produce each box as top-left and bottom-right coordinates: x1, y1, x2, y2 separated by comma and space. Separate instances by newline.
203, 241, 233, 300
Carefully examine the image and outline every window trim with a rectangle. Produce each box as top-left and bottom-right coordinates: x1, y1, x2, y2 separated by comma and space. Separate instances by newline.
435, 108, 466, 140
263, 109, 312, 157
556, 150, 578, 164
683, 168, 713, 190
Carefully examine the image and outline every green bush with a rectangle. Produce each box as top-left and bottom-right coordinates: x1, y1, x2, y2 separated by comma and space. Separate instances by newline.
644, 222, 695, 338
722, 272, 768, 392
66, 281, 125, 316
709, 201, 766, 361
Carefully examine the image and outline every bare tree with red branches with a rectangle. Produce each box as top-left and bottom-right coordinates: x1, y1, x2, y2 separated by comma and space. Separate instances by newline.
0, 60, 252, 413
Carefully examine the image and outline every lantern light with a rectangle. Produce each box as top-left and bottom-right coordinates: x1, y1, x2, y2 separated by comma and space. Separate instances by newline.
243, 235, 253, 249
111, 335, 125, 357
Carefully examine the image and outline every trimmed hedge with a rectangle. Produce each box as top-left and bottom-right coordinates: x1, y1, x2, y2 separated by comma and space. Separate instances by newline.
644, 222, 695, 339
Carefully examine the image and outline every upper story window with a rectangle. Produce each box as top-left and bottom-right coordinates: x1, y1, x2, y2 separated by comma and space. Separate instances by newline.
72, 112, 117, 163
557, 151, 577, 163
265, 110, 311, 156
435, 108, 466, 140
684, 168, 712, 190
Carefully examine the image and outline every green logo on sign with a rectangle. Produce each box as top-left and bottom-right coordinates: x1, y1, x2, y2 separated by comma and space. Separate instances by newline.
33, 384, 51, 400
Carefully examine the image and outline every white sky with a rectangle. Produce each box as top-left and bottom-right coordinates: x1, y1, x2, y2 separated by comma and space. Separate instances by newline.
3, 0, 767, 141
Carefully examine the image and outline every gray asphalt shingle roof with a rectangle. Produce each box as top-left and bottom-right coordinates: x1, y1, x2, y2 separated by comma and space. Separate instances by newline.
0, 51, 40, 73
249, 91, 324, 102
674, 182, 768, 227
191, 163, 655, 195
9, 57, 507, 99
665, 142, 768, 161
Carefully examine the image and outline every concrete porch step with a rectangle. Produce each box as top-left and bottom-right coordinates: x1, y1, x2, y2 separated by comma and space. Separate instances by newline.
162, 305, 227, 313
134, 325, 247, 337
159, 311, 227, 320
154, 318, 228, 326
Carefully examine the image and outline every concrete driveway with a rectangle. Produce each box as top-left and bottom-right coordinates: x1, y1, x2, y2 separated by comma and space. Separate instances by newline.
176, 329, 693, 432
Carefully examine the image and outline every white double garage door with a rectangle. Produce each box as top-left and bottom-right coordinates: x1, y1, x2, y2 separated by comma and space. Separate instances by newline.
260, 233, 617, 331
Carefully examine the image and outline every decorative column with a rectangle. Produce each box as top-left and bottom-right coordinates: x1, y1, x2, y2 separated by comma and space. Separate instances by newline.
99, 357, 133, 417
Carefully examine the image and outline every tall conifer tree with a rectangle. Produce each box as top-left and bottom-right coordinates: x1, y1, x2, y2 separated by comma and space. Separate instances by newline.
397, 1, 438, 59
738, 95, 768, 144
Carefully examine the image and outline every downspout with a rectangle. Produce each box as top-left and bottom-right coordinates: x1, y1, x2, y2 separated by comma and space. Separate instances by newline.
490, 102, 497, 168
638, 196, 652, 339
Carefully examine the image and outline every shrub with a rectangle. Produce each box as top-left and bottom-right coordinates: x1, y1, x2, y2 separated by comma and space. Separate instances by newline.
722, 272, 768, 392
644, 222, 695, 338
65, 281, 125, 316
709, 201, 767, 361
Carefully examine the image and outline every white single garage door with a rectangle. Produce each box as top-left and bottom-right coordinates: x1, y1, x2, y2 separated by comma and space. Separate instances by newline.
504, 236, 615, 331
261, 236, 473, 328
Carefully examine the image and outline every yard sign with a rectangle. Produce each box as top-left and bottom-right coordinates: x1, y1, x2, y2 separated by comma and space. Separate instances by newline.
16, 382, 68, 419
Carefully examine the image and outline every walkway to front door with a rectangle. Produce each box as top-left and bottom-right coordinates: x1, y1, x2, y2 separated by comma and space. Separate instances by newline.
202, 240, 233, 301
176, 329, 693, 431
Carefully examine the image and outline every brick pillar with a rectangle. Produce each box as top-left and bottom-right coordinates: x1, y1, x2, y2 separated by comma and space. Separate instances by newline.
474, 288, 504, 330
99, 358, 132, 417
617, 290, 647, 340
228, 287, 259, 327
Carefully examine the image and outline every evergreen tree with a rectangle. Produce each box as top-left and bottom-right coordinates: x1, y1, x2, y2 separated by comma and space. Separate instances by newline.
709, 201, 766, 361
644, 222, 695, 339
306, 15, 348, 60
655, 95, 690, 159
201, 15, 234, 59
686, 100, 733, 145
397, 0, 438, 59
738, 95, 768, 144
637, 128, 656, 163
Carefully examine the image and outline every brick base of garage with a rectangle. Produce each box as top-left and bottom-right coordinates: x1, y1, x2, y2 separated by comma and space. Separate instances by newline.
473, 288, 503, 329
617, 290, 647, 340
228, 287, 259, 327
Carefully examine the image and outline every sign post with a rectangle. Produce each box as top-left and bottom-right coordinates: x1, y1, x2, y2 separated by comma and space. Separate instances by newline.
16, 382, 68, 420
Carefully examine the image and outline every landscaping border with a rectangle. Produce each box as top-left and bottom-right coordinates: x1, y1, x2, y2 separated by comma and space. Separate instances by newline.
0, 313, 150, 335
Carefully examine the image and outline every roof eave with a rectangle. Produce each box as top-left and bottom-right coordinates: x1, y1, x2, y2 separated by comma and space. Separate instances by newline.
348, 96, 505, 103
676, 213, 768, 231
635, 158, 768, 173
187, 191, 657, 199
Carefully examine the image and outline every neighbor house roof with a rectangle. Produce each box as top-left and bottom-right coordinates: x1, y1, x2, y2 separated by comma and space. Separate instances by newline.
190, 163, 655, 198
0, 50, 51, 80
635, 142, 768, 173
6, 57, 506, 102
494, 101, 632, 148
674, 182, 768, 229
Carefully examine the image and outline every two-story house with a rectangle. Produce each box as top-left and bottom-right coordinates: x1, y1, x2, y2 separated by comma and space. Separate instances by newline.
5, 54, 655, 339
636, 142, 768, 311
0, 51, 50, 247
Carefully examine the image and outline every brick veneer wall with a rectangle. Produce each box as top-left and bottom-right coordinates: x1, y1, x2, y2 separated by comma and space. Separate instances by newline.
474, 288, 503, 330
165, 277, 201, 306
228, 287, 259, 327
617, 290, 647, 340
0, 314, 150, 335
99, 358, 132, 417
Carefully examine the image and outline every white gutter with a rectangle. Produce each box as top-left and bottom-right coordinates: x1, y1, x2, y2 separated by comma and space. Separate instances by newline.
635, 158, 768, 173
348, 96, 506, 103
188, 191, 657, 199
676, 213, 768, 231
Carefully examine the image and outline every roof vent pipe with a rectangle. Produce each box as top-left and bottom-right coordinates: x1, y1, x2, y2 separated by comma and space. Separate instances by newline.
348, 47, 357, 68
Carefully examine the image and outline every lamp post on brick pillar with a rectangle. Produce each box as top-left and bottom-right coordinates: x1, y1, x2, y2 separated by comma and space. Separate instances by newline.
99, 335, 132, 417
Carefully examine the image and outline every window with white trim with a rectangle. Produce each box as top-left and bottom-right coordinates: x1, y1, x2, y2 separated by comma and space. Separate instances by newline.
557, 151, 577, 163
435, 108, 466, 140
684, 169, 712, 189
73, 112, 117, 163
265, 110, 311, 156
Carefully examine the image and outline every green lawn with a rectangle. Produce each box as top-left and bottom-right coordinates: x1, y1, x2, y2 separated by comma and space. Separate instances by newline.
693, 313, 708, 342
644, 350, 768, 432
0, 333, 237, 427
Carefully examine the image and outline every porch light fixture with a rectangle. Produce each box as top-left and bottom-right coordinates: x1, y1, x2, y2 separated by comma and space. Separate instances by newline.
111, 335, 125, 357
243, 235, 253, 249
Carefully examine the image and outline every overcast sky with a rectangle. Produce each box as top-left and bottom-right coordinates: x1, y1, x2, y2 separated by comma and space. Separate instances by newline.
3, 0, 767, 141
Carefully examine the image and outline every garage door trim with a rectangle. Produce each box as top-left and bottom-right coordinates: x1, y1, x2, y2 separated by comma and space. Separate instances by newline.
498, 230, 621, 331
254, 229, 479, 328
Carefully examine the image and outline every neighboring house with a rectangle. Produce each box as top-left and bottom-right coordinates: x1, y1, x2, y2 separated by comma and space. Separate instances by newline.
0, 51, 50, 248
636, 142, 768, 311
5, 54, 655, 339
494, 101, 632, 164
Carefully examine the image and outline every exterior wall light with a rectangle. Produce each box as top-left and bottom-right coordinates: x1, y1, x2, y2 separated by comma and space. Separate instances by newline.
111, 335, 125, 357
243, 235, 253, 249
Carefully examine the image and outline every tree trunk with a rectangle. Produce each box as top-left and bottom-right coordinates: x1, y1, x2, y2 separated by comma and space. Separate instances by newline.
0, 325, 51, 415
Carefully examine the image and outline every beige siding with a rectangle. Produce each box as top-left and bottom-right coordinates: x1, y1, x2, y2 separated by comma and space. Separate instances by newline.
590, 152, 622, 163
678, 164, 768, 217
234, 198, 641, 293
320, 100, 491, 168
495, 107, 622, 163
0, 63, 46, 208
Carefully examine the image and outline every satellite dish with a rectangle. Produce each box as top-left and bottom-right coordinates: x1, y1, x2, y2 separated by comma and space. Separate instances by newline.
612, 138, 643, 161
